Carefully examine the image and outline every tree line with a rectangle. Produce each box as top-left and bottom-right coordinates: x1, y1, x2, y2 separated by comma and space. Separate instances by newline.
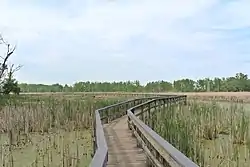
1, 33, 249, 94
18, 72, 250, 92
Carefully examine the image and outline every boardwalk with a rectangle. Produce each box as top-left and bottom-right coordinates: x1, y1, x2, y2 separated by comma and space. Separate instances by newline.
89, 95, 198, 167
104, 116, 147, 167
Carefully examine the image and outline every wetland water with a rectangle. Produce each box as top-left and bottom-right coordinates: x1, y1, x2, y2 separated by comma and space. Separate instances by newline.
193, 101, 250, 167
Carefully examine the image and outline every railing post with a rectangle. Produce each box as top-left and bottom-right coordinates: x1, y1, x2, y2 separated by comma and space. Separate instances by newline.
122, 104, 126, 116
112, 107, 115, 121
163, 98, 166, 110
107, 109, 111, 123
139, 105, 143, 121
128, 114, 132, 130
184, 95, 187, 105
117, 105, 121, 118
142, 105, 146, 123
154, 100, 157, 111
92, 113, 96, 157
147, 102, 150, 126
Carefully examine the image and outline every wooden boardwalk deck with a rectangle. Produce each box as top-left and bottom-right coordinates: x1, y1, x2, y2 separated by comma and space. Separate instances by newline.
104, 116, 147, 167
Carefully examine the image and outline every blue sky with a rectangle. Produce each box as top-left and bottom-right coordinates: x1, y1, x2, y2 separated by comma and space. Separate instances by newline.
0, 0, 250, 85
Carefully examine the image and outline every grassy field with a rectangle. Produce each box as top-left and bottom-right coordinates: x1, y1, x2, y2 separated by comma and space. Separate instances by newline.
145, 98, 250, 167
2, 92, 250, 166
0, 94, 125, 167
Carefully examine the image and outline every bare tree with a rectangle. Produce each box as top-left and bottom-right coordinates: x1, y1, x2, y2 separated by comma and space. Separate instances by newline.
0, 34, 22, 94
0, 35, 16, 79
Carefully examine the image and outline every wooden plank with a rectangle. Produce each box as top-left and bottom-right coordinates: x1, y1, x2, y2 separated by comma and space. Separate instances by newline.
104, 116, 147, 167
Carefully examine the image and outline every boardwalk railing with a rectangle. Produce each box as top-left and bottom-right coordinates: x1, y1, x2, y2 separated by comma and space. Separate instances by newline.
89, 96, 164, 167
89, 95, 199, 167
128, 96, 199, 167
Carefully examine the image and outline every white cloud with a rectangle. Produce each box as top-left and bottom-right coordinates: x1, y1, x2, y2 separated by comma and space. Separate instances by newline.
214, 0, 250, 29
0, 0, 250, 84
0, 0, 218, 44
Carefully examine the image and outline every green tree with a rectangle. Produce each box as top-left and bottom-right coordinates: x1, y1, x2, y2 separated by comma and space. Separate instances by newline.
17, 72, 250, 93
2, 78, 20, 94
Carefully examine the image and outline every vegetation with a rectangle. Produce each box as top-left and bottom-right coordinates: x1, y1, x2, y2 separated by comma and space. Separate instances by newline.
0, 94, 122, 167
2, 32, 250, 167
0, 34, 21, 95
145, 100, 250, 167
19, 73, 250, 92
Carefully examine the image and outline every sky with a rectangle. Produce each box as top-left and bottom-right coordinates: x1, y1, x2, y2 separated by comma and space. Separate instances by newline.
0, 0, 250, 85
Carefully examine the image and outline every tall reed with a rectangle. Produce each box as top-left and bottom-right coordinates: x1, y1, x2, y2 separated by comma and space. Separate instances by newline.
0, 94, 121, 167
143, 99, 250, 167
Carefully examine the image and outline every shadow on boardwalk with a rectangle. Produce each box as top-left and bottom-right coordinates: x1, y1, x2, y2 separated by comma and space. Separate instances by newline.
104, 116, 147, 167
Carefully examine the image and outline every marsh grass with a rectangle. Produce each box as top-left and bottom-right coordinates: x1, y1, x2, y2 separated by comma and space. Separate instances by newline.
145, 99, 250, 167
0, 94, 120, 167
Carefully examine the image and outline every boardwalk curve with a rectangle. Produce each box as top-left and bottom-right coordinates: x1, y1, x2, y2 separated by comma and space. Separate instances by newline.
89, 94, 199, 167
